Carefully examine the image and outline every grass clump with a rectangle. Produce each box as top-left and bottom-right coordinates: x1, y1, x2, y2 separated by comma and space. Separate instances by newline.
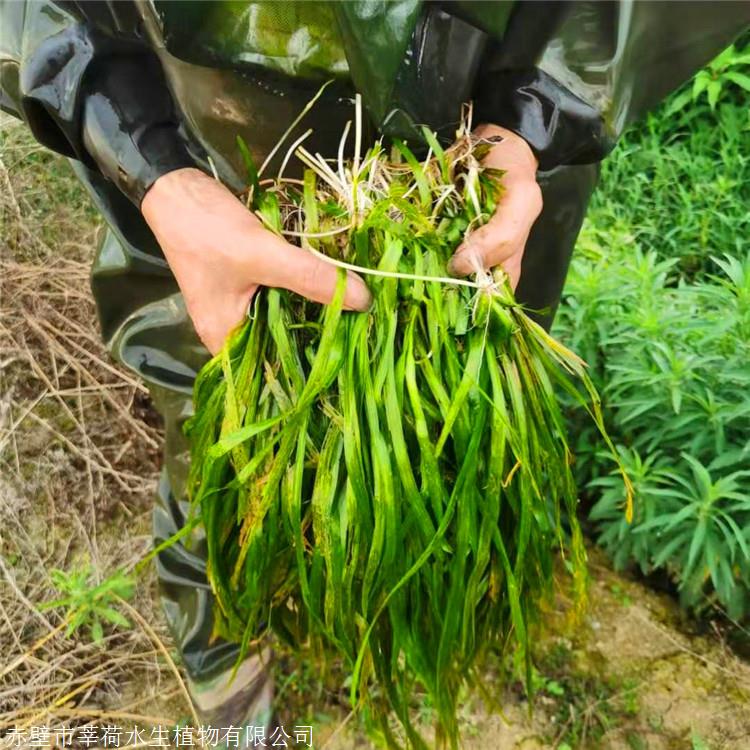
184, 105, 628, 748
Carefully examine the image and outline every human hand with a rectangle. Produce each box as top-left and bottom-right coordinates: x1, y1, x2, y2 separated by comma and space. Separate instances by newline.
448, 124, 542, 289
141, 168, 371, 355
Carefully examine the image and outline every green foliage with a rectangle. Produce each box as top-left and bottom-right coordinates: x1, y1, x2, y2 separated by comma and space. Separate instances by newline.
557, 243, 750, 617
556, 58, 750, 619
41, 565, 135, 643
184, 124, 626, 749
581, 103, 750, 281
666, 40, 750, 114
588, 447, 676, 575
637, 455, 750, 608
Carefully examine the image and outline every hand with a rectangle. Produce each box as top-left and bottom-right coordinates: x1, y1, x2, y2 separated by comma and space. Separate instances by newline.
448, 124, 542, 289
141, 168, 371, 355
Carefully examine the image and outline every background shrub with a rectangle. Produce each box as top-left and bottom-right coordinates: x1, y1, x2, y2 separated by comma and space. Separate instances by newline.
555, 34, 750, 619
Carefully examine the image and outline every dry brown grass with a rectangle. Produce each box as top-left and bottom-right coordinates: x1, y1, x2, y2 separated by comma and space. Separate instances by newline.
0, 119, 191, 731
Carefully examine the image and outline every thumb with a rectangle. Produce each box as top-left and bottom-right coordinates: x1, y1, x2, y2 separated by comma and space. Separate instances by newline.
248, 233, 372, 311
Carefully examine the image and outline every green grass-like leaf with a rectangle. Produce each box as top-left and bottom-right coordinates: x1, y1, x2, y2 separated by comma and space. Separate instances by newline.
180, 123, 626, 749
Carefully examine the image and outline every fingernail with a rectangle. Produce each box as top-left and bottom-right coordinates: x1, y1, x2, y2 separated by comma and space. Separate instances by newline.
346, 273, 373, 311
448, 246, 472, 276
447, 247, 463, 274
361, 287, 374, 311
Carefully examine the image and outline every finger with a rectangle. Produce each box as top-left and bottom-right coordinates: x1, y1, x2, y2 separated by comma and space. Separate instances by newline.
249, 234, 372, 311
502, 251, 523, 291
448, 178, 542, 277
192, 284, 259, 356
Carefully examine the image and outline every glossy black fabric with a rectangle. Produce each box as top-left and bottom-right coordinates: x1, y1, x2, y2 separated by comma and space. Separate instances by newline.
4, 3, 196, 205
6, 1, 748, 200
82, 53, 198, 204
479, 1, 750, 169
476, 67, 613, 170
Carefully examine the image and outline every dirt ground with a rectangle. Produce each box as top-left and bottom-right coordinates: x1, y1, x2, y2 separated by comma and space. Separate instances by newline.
1, 119, 749, 749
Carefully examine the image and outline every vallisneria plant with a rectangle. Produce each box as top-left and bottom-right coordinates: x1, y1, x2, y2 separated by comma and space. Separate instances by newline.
184, 101, 631, 749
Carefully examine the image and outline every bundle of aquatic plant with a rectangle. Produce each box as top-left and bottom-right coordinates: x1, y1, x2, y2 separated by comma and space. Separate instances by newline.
184, 108, 631, 748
